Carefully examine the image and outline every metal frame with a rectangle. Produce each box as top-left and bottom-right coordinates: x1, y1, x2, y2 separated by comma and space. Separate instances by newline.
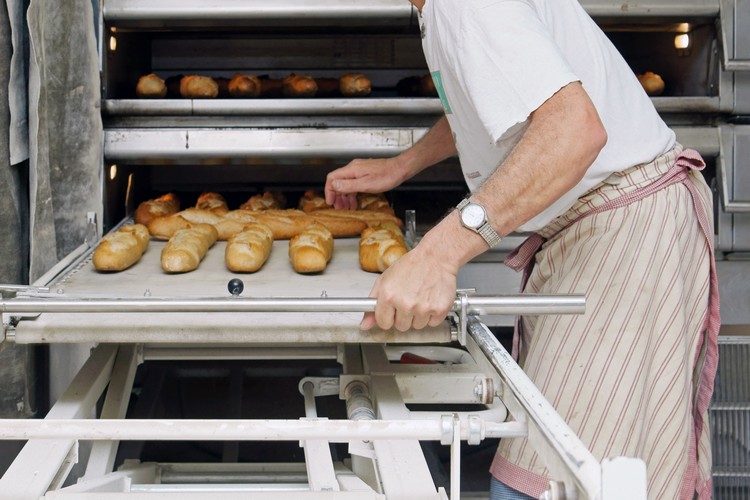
0, 304, 648, 499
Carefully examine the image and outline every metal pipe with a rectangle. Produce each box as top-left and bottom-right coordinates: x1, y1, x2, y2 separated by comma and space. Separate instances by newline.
1, 294, 585, 316
0, 418, 514, 442
468, 318, 604, 498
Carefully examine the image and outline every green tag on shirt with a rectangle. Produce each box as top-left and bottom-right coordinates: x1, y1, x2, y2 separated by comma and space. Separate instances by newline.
431, 71, 452, 114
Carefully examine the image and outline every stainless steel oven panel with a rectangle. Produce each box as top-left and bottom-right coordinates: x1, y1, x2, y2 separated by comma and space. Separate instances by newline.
716, 125, 750, 251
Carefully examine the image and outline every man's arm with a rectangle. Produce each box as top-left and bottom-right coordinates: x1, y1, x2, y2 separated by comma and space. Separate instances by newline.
324, 116, 456, 209
362, 81, 607, 331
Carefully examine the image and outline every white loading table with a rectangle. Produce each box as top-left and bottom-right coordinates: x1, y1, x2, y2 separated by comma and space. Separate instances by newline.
0, 234, 646, 500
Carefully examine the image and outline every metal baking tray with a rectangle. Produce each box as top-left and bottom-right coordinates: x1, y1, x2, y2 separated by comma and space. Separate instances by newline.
10, 237, 453, 344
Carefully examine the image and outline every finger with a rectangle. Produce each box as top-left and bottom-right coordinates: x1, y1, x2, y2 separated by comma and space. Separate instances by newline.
411, 313, 431, 330
394, 310, 415, 332
427, 315, 447, 327
360, 312, 377, 330
374, 301, 395, 331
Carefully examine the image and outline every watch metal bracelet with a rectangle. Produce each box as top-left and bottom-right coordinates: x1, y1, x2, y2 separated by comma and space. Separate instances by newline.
478, 222, 502, 248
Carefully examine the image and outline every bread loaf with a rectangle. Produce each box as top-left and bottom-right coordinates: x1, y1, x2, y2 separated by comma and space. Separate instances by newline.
240, 192, 286, 211
136, 73, 167, 98
242, 210, 318, 240
93, 224, 150, 271
161, 223, 218, 273
359, 223, 408, 273
195, 192, 229, 215
637, 71, 665, 96
148, 209, 248, 241
228, 73, 261, 98
180, 75, 219, 99
311, 208, 403, 229
283, 74, 318, 98
357, 193, 394, 214
134, 193, 180, 226
225, 222, 274, 272
298, 190, 332, 212
340, 73, 372, 97
289, 223, 333, 273
308, 214, 367, 238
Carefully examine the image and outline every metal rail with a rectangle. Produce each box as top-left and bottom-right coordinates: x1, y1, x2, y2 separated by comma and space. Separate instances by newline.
0, 294, 585, 316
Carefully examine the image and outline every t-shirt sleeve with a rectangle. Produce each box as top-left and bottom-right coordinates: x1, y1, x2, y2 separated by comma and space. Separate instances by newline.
455, 1, 579, 143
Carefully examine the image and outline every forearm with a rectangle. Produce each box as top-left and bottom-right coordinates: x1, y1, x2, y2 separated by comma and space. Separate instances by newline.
395, 116, 457, 180
417, 82, 607, 271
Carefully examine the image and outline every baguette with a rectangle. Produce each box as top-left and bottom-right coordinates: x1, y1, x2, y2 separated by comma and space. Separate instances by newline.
93, 224, 150, 271
308, 214, 367, 238
179, 75, 219, 99
340, 73, 372, 97
148, 209, 248, 241
195, 192, 229, 215
136, 73, 167, 98
283, 74, 318, 98
311, 208, 403, 228
359, 223, 408, 273
298, 190, 332, 212
357, 193, 394, 214
289, 223, 333, 274
225, 222, 274, 272
134, 193, 181, 226
240, 191, 286, 211
228, 73, 261, 98
161, 223, 218, 273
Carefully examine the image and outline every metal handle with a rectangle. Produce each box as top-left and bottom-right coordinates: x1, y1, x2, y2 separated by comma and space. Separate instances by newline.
0, 294, 585, 316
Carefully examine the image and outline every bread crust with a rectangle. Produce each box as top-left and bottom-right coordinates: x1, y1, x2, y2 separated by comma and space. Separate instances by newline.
240, 192, 286, 211
637, 71, 665, 96
359, 223, 408, 273
298, 190, 332, 212
228, 73, 261, 98
136, 73, 167, 98
282, 74, 318, 98
357, 193, 394, 215
225, 222, 274, 272
161, 223, 218, 273
340, 73, 372, 97
93, 224, 150, 271
289, 223, 333, 273
134, 193, 181, 226
195, 192, 229, 215
179, 75, 219, 99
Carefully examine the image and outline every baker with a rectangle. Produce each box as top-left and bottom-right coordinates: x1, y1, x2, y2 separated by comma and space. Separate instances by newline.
324, 0, 718, 498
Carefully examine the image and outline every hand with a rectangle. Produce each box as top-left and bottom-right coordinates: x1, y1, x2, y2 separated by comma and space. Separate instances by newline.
360, 245, 458, 332
324, 157, 407, 209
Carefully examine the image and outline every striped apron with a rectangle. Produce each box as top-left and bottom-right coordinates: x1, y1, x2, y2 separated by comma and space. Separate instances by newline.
490, 145, 719, 500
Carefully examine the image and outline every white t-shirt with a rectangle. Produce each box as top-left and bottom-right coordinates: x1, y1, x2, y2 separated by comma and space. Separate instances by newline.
419, 0, 675, 232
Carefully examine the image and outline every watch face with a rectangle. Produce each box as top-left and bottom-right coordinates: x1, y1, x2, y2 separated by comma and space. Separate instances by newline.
461, 203, 485, 228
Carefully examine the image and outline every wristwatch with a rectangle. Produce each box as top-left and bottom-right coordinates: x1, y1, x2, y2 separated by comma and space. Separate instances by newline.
456, 198, 502, 248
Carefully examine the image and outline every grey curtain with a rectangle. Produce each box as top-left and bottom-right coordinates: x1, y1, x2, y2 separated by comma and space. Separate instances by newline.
27, 0, 102, 282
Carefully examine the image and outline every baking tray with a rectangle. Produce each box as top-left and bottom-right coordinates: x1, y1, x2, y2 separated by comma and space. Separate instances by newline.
13, 238, 452, 344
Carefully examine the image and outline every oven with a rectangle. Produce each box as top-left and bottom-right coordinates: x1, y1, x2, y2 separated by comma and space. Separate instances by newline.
1, 0, 749, 498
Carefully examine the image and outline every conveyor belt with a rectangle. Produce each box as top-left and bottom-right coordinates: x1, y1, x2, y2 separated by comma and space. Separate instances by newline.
12, 238, 453, 344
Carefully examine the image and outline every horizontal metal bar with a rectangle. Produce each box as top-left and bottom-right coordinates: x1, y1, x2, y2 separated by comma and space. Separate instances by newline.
0, 418, 517, 442
1, 294, 585, 316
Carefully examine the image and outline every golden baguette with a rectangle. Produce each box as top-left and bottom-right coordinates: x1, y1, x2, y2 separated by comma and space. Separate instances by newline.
161, 224, 218, 273
298, 190, 331, 212
289, 223, 333, 274
133, 193, 181, 226
225, 222, 274, 272
340, 73, 372, 97
310, 208, 403, 228
147, 209, 248, 241
195, 192, 229, 215
359, 223, 408, 273
93, 224, 150, 272
228, 73, 261, 98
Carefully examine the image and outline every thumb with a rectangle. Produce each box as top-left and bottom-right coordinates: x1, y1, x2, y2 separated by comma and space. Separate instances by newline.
360, 312, 377, 330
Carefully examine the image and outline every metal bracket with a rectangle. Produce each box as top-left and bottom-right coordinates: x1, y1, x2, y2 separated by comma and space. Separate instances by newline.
455, 288, 476, 345
85, 212, 99, 248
